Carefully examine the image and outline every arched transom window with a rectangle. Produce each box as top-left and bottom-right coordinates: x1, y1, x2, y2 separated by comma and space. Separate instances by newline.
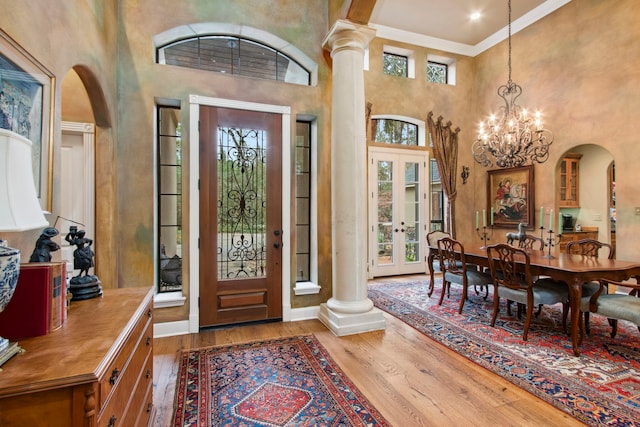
154, 24, 315, 86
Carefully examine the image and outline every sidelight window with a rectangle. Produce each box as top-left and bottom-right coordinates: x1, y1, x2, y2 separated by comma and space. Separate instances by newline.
157, 105, 183, 293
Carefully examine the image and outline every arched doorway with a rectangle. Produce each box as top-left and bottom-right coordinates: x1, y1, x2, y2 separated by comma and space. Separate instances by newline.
556, 144, 614, 253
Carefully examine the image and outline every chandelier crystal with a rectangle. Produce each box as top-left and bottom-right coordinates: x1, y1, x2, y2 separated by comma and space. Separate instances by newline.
472, 0, 553, 168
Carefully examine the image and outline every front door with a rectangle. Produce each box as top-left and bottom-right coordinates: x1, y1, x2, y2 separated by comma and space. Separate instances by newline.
199, 106, 282, 327
369, 148, 428, 277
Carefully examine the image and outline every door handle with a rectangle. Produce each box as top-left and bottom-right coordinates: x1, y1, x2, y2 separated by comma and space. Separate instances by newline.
274, 242, 281, 249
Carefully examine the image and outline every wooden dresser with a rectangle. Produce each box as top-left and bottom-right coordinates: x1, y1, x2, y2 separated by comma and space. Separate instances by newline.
0, 287, 155, 427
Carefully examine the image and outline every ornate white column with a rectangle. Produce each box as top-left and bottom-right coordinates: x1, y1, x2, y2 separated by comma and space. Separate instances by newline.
318, 20, 385, 335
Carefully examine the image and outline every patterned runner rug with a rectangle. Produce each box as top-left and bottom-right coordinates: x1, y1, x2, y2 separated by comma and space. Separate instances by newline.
369, 279, 640, 427
172, 335, 389, 426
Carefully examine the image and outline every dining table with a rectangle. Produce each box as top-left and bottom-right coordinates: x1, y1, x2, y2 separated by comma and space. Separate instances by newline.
427, 242, 640, 356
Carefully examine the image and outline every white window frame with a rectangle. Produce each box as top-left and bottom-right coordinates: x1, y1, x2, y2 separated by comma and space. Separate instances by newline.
383, 45, 415, 79
427, 53, 456, 85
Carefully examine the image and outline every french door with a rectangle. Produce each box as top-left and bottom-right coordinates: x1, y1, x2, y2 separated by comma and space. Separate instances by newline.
368, 148, 428, 277
199, 106, 282, 327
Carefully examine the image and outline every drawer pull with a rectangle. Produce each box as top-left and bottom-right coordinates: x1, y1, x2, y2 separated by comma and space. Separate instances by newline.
146, 369, 152, 379
147, 402, 153, 413
146, 336, 152, 346
107, 415, 117, 427
147, 308, 152, 318
109, 368, 120, 385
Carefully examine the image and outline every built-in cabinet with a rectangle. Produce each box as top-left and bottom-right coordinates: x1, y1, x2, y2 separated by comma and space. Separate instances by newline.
559, 153, 582, 207
0, 287, 154, 427
558, 228, 598, 252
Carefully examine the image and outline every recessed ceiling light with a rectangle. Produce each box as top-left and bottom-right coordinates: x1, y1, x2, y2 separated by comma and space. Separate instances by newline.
470, 12, 482, 21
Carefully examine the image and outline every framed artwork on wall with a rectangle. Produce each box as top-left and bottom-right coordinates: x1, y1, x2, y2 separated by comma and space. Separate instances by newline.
487, 165, 534, 228
0, 29, 54, 212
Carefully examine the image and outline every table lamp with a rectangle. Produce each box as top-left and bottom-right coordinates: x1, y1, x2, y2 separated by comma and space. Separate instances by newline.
0, 128, 49, 368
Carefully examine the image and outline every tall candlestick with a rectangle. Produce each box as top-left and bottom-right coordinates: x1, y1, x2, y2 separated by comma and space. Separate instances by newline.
482, 209, 486, 227
559, 212, 563, 233
549, 209, 554, 231
539, 206, 544, 228
476, 211, 479, 229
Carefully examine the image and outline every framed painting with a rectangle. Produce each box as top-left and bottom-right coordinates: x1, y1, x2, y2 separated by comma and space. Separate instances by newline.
487, 165, 534, 228
0, 29, 54, 211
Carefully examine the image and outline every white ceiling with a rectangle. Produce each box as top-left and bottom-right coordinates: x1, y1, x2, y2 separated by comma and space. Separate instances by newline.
368, 0, 571, 56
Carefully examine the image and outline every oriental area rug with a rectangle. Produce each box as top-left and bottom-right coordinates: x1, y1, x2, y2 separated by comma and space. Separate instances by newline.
368, 279, 640, 427
172, 335, 389, 427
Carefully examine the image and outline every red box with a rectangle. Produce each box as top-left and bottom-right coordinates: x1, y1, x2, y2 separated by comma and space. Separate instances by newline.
0, 262, 66, 340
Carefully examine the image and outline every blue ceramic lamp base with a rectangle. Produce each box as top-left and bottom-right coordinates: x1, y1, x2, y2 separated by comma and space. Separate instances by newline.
0, 240, 25, 369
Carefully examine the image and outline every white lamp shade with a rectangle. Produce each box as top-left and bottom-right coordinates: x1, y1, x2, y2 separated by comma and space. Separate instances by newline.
0, 128, 48, 231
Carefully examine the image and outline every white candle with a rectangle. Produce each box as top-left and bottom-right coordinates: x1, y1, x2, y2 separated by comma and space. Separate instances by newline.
482, 209, 486, 227
549, 209, 554, 230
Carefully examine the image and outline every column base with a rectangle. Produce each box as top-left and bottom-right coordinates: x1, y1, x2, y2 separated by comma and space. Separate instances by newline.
318, 303, 386, 336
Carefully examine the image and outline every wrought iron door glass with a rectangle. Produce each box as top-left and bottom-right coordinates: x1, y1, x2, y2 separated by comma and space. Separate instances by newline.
217, 126, 267, 279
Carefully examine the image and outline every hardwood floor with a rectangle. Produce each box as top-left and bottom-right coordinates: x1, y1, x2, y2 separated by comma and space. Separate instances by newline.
153, 275, 583, 426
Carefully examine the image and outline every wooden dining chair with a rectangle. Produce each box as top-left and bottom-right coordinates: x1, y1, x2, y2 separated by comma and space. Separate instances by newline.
496, 234, 546, 316
565, 238, 614, 334
487, 244, 569, 340
517, 235, 545, 252
437, 237, 493, 314
580, 277, 640, 342
566, 238, 613, 258
426, 230, 450, 297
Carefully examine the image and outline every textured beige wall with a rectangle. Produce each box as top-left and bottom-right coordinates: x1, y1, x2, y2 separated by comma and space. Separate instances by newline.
469, 0, 640, 258
0, 0, 119, 285
116, 0, 334, 321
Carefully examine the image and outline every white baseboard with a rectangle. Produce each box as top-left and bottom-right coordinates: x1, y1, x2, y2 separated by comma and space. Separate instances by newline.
153, 320, 191, 338
153, 306, 322, 338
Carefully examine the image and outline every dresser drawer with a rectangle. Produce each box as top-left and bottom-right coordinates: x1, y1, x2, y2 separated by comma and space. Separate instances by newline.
122, 351, 153, 427
99, 320, 153, 426
100, 304, 152, 408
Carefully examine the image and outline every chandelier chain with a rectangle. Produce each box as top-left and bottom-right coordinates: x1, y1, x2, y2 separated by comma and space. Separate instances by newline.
508, 0, 512, 86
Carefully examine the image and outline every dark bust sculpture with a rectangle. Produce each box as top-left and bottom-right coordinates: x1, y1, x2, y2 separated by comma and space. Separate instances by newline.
29, 227, 61, 262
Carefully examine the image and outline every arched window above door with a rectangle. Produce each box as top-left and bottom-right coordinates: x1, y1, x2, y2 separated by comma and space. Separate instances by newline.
153, 23, 317, 86
370, 115, 426, 147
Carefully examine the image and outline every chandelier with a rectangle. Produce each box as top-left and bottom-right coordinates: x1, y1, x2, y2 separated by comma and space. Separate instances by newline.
471, 0, 553, 168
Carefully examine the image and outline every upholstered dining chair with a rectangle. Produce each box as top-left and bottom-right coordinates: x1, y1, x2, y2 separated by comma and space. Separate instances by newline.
427, 230, 450, 272
580, 278, 640, 342
495, 234, 546, 317
487, 244, 569, 341
565, 238, 614, 333
437, 237, 493, 314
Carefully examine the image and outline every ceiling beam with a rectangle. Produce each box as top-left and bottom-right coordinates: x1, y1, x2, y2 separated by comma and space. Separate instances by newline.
346, 0, 377, 25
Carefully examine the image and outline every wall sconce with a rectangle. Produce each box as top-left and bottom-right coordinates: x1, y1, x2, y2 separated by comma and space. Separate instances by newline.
461, 165, 470, 185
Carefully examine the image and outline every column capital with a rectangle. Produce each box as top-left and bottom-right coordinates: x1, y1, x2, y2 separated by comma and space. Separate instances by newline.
322, 19, 376, 54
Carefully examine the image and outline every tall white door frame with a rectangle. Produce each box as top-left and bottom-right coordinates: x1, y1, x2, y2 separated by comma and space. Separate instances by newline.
368, 147, 429, 277
60, 121, 95, 278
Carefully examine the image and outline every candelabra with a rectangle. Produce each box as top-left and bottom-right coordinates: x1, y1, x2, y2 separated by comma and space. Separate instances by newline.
540, 226, 561, 259
476, 225, 494, 249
